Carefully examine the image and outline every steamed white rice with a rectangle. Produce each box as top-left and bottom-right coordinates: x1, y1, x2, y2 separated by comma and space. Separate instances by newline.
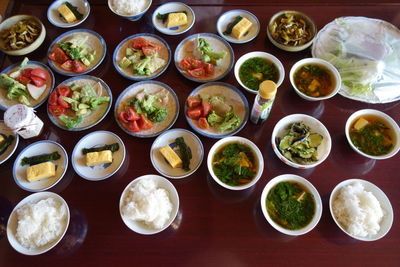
110, 0, 150, 16
15, 198, 67, 249
122, 178, 172, 229
332, 182, 384, 237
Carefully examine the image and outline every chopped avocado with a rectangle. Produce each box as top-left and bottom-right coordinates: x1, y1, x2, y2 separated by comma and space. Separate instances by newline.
81, 57, 91, 66
72, 91, 80, 100
76, 108, 88, 115
126, 47, 134, 56
70, 83, 80, 91
78, 103, 90, 109
119, 57, 132, 69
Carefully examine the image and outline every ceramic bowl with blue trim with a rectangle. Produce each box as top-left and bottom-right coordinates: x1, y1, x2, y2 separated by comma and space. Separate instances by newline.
47, 29, 106, 76
47, 0, 90, 28
0, 60, 55, 111
72, 131, 126, 181
185, 82, 249, 139
108, 0, 152, 21
113, 33, 171, 81
151, 128, 204, 179
174, 33, 234, 83
115, 81, 179, 138
152, 2, 195, 35
12, 140, 68, 192
47, 75, 112, 131
217, 9, 260, 44
0, 120, 19, 165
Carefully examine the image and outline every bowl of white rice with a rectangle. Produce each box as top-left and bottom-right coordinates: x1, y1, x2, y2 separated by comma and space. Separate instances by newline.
7, 192, 70, 255
119, 174, 179, 235
108, 0, 152, 21
329, 179, 393, 241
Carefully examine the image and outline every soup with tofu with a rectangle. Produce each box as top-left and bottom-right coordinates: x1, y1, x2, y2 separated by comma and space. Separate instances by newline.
212, 142, 257, 186
350, 115, 395, 156
294, 63, 335, 97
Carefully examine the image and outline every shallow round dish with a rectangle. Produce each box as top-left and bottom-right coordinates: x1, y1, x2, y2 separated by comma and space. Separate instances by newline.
7, 191, 70, 255
108, 0, 152, 21
234, 51, 285, 94
184, 82, 249, 139
289, 58, 341, 101
0, 15, 46, 56
151, 128, 203, 179
0, 60, 55, 111
72, 131, 126, 181
113, 33, 171, 81
12, 140, 68, 192
47, 75, 112, 131
260, 174, 323, 235
216, 9, 260, 44
47, 0, 90, 28
174, 33, 234, 83
114, 81, 179, 138
0, 120, 19, 165
207, 136, 264, 190
152, 2, 195, 35
345, 109, 400, 160
271, 114, 332, 169
267, 10, 316, 52
119, 174, 179, 235
329, 178, 393, 241
47, 29, 106, 76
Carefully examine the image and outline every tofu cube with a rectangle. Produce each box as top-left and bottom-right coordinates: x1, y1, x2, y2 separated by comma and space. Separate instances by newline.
308, 79, 321, 92
167, 13, 188, 28
354, 117, 369, 131
86, 150, 113, 166
159, 145, 182, 168
231, 17, 253, 39
26, 162, 56, 182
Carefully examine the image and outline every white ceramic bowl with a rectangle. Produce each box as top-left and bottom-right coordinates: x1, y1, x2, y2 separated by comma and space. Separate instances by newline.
108, 0, 152, 21
271, 114, 332, 169
329, 179, 393, 241
152, 2, 195, 35
207, 136, 264, 190
234, 51, 285, 94
119, 174, 180, 235
345, 109, 400, 160
260, 174, 322, 236
72, 131, 126, 181
290, 58, 341, 101
7, 192, 70, 255
47, 0, 90, 28
0, 120, 19, 165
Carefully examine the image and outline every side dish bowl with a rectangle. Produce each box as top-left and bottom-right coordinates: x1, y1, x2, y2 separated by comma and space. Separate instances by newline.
108, 0, 152, 21
152, 2, 195, 35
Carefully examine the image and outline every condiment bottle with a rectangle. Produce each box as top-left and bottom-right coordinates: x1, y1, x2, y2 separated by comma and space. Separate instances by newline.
250, 80, 277, 124
4, 104, 44, 139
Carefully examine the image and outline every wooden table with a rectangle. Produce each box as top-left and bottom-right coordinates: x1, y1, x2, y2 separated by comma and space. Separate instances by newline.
0, 1, 399, 266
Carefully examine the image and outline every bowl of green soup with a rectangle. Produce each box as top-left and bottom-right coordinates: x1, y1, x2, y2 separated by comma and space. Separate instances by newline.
234, 51, 285, 94
261, 174, 322, 236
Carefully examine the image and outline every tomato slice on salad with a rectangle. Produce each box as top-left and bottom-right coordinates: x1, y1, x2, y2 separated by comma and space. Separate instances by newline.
132, 37, 150, 49
187, 95, 201, 108
179, 59, 192, 70
198, 117, 209, 129
189, 59, 204, 69
204, 63, 215, 75
15, 75, 31, 86
48, 105, 66, 116
187, 107, 202, 120
58, 95, 70, 108
49, 91, 59, 106
202, 101, 212, 117
72, 60, 86, 73
49, 47, 69, 64
127, 120, 140, 132
187, 68, 205, 78
57, 85, 72, 97
125, 107, 141, 121
30, 68, 48, 80
60, 60, 73, 71
31, 76, 45, 87
21, 68, 33, 78
138, 115, 153, 130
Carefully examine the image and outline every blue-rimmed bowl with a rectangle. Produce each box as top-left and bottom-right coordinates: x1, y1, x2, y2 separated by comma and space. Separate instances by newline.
47, 75, 112, 131
152, 2, 195, 35
71, 131, 126, 181
185, 82, 249, 139
113, 33, 171, 81
108, 0, 152, 21
150, 128, 204, 179
0, 60, 55, 111
216, 9, 260, 44
12, 140, 68, 192
114, 81, 179, 138
47, 29, 106, 76
0, 120, 19, 165
47, 0, 90, 28
174, 33, 234, 83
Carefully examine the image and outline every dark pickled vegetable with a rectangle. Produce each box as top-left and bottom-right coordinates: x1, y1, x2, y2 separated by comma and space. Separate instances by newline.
175, 137, 191, 171
156, 11, 187, 23
239, 57, 278, 91
82, 143, 120, 154
223, 16, 243, 35
270, 12, 313, 46
0, 134, 14, 155
21, 151, 61, 166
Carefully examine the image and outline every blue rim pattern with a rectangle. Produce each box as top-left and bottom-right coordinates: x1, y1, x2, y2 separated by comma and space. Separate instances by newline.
112, 33, 171, 81
174, 33, 235, 83
47, 75, 113, 131
71, 130, 126, 181
47, 0, 91, 28
184, 82, 249, 139
152, 2, 196, 35
0, 60, 55, 111
12, 140, 68, 192
114, 81, 180, 138
47, 29, 107, 76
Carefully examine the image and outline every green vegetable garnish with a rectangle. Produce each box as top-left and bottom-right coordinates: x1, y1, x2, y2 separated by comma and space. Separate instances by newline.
21, 151, 61, 166
128, 95, 168, 123
196, 38, 227, 66
239, 57, 278, 91
58, 114, 83, 129
0, 73, 29, 105
223, 16, 243, 35
156, 11, 187, 23
175, 137, 191, 171
82, 143, 120, 154
0, 134, 14, 155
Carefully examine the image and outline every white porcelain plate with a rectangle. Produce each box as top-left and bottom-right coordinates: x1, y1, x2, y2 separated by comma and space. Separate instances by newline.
152, 2, 195, 35
47, 0, 90, 28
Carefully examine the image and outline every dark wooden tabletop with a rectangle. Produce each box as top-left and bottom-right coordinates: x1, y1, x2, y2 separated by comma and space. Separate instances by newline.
0, 1, 399, 266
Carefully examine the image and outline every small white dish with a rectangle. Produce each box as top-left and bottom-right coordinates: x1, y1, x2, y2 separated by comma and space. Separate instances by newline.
47, 0, 90, 28
151, 128, 203, 179
7, 191, 70, 255
329, 179, 393, 241
0, 120, 19, 165
72, 131, 126, 181
260, 174, 323, 236
217, 9, 260, 44
119, 174, 180, 235
12, 140, 68, 192
152, 2, 195, 35
271, 114, 332, 169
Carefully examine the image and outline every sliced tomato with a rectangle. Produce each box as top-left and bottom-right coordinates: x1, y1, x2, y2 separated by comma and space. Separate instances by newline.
58, 95, 70, 108
125, 107, 141, 121
202, 101, 212, 117
48, 105, 66, 116
49, 91, 59, 106
21, 68, 33, 78
49, 47, 69, 64
15, 75, 31, 86
60, 60, 73, 71
180, 59, 192, 70
142, 46, 157, 57
189, 58, 204, 69
198, 117, 209, 129
186, 107, 202, 120
48, 52, 57, 62
57, 85, 72, 97
132, 37, 149, 49
118, 111, 129, 124
147, 42, 161, 51
204, 63, 214, 75
187, 95, 202, 108
31, 76, 45, 87
187, 67, 205, 78
127, 120, 140, 132
72, 60, 86, 73
30, 68, 48, 80
138, 115, 153, 130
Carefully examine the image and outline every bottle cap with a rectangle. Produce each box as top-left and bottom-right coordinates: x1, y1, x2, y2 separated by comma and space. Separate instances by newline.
259, 80, 277, 99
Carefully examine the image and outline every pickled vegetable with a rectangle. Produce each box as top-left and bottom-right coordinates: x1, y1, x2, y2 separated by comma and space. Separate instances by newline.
0, 19, 41, 50
270, 12, 312, 46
